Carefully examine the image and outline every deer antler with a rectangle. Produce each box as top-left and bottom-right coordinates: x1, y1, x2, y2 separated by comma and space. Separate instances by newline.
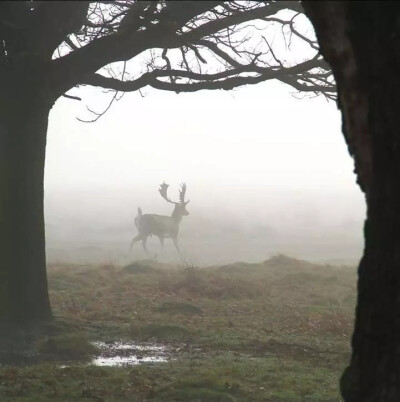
179, 183, 189, 204
159, 182, 174, 203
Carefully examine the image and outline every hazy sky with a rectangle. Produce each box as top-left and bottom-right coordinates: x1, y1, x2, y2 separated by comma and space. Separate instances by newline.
47, 80, 359, 191
43, 79, 365, 265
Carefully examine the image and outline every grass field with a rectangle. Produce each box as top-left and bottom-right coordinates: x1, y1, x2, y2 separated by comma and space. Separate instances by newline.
0, 255, 356, 401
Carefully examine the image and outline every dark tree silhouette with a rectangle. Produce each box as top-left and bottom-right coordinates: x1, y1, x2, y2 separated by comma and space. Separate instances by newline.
304, 2, 400, 401
0, 1, 334, 323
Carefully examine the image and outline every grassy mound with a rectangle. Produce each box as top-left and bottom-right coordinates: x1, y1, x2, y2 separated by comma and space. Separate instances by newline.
123, 259, 169, 273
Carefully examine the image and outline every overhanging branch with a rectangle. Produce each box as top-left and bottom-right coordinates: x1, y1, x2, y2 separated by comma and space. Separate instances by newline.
52, 2, 305, 92
82, 57, 335, 96
43, 1, 335, 112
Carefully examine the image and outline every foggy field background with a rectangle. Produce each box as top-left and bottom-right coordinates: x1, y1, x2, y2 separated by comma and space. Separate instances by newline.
44, 81, 365, 266
45, 185, 363, 266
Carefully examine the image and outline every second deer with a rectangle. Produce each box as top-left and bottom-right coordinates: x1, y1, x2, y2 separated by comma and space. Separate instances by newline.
130, 182, 190, 255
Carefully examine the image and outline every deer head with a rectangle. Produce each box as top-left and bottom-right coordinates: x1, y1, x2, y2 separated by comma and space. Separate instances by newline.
159, 182, 190, 218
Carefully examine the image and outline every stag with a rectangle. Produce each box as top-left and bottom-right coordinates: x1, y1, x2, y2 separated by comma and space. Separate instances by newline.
130, 183, 190, 255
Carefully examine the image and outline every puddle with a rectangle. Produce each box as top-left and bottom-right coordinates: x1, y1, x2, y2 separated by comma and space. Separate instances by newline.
91, 341, 170, 367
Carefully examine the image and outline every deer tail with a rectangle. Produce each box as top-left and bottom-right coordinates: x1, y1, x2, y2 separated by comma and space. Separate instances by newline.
134, 207, 142, 229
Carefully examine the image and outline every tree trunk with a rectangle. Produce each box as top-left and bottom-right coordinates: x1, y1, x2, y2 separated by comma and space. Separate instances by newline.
303, 2, 400, 401
0, 83, 53, 323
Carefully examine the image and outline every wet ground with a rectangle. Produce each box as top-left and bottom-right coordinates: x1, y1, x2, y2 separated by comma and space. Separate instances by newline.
91, 341, 171, 367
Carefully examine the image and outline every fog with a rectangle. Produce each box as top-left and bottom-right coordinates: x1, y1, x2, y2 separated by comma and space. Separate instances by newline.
44, 79, 365, 266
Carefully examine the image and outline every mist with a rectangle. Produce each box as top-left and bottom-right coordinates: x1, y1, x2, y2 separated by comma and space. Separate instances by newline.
44, 80, 365, 266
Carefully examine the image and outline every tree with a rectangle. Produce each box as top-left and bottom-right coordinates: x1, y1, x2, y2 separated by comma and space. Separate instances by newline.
0, 1, 334, 323
303, 2, 400, 401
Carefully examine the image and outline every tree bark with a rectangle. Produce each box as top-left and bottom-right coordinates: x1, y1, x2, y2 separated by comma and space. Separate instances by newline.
303, 2, 400, 401
0, 82, 53, 323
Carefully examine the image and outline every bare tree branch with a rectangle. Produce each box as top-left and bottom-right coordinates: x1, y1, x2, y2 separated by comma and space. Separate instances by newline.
77, 90, 119, 123
81, 55, 336, 96
52, 2, 226, 89
51, 2, 306, 92
62, 93, 82, 101
197, 39, 242, 67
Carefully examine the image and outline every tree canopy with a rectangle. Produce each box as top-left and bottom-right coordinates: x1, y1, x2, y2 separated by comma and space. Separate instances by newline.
1, 1, 335, 118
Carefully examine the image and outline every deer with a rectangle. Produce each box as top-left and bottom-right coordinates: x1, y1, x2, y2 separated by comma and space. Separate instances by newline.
129, 182, 190, 255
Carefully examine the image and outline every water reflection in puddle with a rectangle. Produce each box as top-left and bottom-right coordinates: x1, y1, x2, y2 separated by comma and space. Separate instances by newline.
91, 341, 170, 367
93, 355, 167, 366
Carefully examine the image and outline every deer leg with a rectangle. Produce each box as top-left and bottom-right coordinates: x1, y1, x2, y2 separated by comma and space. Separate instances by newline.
153, 236, 165, 260
129, 234, 141, 252
142, 237, 150, 255
158, 236, 164, 250
172, 237, 181, 254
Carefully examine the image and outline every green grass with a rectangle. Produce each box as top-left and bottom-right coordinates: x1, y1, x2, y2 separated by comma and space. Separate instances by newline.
0, 255, 356, 401
155, 301, 205, 315
37, 333, 98, 362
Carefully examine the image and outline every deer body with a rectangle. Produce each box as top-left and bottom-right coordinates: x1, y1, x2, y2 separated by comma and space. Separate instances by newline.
130, 183, 189, 255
